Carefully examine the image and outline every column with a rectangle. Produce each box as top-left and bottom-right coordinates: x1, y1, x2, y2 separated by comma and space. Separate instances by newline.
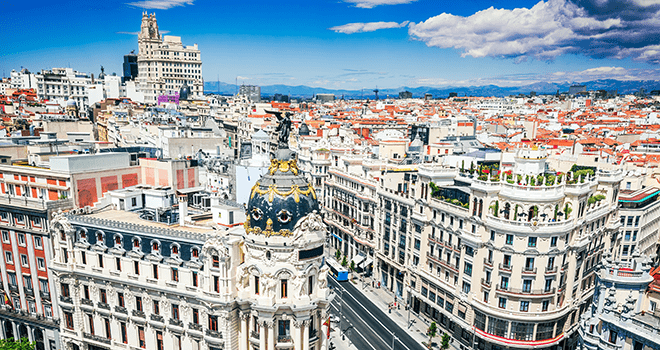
239, 312, 248, 350
320, 315, 329, 350
302, 320, 310, 350
267, 320, 275, 350
292, 320, 302, 350
259, 320, 266, 350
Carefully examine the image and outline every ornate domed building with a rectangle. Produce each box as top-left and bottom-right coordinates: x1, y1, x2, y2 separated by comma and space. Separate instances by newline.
48, 112, 331, 350
236, 141, 331, 350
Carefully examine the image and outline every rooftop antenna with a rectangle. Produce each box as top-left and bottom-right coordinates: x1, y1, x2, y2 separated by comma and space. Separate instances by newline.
373, 87, 379, 101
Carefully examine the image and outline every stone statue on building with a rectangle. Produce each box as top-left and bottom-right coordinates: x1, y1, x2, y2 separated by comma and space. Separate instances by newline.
271, 110, 291, 149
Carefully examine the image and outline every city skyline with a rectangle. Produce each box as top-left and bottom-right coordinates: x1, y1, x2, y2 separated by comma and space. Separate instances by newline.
3, 0, 660, 90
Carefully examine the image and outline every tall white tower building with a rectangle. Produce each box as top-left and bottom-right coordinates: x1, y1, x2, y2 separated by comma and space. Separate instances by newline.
137, 13, 203, 104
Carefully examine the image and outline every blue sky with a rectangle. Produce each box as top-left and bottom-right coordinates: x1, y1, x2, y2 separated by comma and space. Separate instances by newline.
2, 0, 660, 90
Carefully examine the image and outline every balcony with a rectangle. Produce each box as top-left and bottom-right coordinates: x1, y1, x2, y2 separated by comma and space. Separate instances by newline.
150, 314, 164, 323
83, 332, 111, 345
24, 288, 34, 297
498, 263, 512, 272
545, 266, 558, 274
39, 291, 50, 300
251, 330, 260, 340
278, 335, 293, 343
496, 284, 556, 296
98, 302, 110, 310
59, 296, 72, 304
132, 310, 145, 318
481, 278, 491, 288
169, 318, 183, 327
114, 306, 127, 314
522, 267, 537, 275
189, 323, 203, 332
206, 329, 222, 338
8, 284, 18, 293
81, 299, 94, 306
483, 258, 493, 268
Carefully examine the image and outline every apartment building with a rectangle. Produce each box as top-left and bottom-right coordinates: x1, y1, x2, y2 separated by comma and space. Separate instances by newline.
579, 253, 659, 350
0, 190, 73, 350
374, 149, 622, 350
615, 187, 660, 262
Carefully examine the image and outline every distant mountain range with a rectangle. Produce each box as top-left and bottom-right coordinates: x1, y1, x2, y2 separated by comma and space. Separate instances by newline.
204, 79, 660, 99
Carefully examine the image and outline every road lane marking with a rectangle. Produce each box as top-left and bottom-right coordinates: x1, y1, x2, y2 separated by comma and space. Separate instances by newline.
331, 279, 416, 350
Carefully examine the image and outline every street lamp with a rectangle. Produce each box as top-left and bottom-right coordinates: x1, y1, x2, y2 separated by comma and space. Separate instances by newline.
406, 284, 411, 329
391, 332, 397, 350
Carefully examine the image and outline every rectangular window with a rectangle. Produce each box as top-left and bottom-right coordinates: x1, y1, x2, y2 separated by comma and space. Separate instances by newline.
138, 326, 146, 348
23, 276, 32, 290
34, 236, 43, 248
192, 271, 198, 287
520, 301, 529, 312
212, 255, 219, 268
100, 289, 107, 304
528, 237, 537, 247
98, 254, 103, 268
308, 276, 314, 295
193, 308, 199, 324
551, 236, 558, 247
120, 322, 127, 344
209, 315, 218, 331
483, 291, 489, 303
172, 304, 179, 320
136, 296, 143, 311
20, 254, 28, 267
65, 312, 74, 329
542, 300, 549, 311
281, 279, 288, 298
255, 276, 260, 295
506, 234, 513, 245
498, 297, 507, 309
153, 264, 158, 279
4, 251, 12, 264
104, 318, 111, 339
464, 262, 472, 276
134, 261, 140, 275
115, 257, 121, 271
462, 282, 471, 294
81, 251, 86, 265
17, 233, 25, 246
1, 231, 8, 243
153, 300, 160, 315
118, 293, 125, 307
213, 276, 219, 292
522, 280, 532, 293
37, 257, 45, 270
88, 314, 95, 335
172, 268, 179, 282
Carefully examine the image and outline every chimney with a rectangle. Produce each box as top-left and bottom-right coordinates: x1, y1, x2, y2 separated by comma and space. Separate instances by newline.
178, 194, 187, 226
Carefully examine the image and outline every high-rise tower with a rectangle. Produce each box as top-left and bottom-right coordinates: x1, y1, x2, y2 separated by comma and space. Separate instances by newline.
137, 12, 203, 104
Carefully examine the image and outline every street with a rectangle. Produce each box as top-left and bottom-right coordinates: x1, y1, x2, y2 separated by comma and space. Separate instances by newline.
329, 276, 428, 350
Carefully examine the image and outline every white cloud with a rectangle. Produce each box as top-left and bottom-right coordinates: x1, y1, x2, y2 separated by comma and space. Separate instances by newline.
343, 0, 417, 8
126, 0, 193, 10
330, 21, 409, 34
408, 0, 626, 60
412, 67, 660, 87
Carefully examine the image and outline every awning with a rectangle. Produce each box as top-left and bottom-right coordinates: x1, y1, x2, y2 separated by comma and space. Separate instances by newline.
352, 255, 365, 266
359, 257, 373, 269
332, 233, 342, 242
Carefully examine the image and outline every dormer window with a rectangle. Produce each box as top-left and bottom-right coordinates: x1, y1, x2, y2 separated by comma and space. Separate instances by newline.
133, 238, 141, 251
171, 244, 179, 258
191, 247, 199, 260
114, 235, 122, 247
96, 231, 105, 246
151, 241, 160, 254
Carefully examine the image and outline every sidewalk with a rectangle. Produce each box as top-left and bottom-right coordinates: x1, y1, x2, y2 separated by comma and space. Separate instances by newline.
352, 274, 462, 350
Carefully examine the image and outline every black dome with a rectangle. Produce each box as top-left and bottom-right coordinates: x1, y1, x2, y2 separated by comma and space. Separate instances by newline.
245, 153, 319, 237
299, 122, 310, 136
179, 83, 190, 100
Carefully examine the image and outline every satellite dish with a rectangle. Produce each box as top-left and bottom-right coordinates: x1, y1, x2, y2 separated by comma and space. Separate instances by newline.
155, 150, 162, 159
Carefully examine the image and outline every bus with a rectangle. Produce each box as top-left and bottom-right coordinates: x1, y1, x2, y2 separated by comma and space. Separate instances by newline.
326, 259, 349, 282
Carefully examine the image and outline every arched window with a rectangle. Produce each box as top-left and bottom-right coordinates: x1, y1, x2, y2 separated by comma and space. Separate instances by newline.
171, 244, 179, 257
78, 229, 87, 242
151, 240, 160, 254
114, 234, 122, 247
96, 231, 105, 246
132, 237, 141, 251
